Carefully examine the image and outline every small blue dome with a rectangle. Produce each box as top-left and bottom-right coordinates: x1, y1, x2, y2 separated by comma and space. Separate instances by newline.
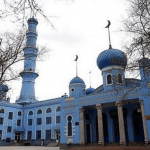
86, 87, 95, 94
0, 84, 8, 92
97, 49, 127, 70
70, 77, 85, 85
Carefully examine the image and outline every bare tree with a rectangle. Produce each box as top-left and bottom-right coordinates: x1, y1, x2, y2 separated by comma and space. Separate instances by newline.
0, 0, 55, 28
0, 29, 49, 84
122, 0, 150, 73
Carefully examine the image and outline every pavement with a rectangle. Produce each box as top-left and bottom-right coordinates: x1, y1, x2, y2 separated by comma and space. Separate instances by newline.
0, 146, 59, 150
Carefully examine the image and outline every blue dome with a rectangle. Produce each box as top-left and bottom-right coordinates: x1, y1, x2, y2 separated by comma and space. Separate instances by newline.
0, 84, 8, 92
97, 49, 127, 70
70, 77, 85, 85
86, 87, 95, 94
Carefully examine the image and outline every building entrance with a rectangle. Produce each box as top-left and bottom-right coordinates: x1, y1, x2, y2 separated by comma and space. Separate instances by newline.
15, 133, 21, 143
86, 124, 91, 143
56, 131, 60, 143
133, 109, 144, 142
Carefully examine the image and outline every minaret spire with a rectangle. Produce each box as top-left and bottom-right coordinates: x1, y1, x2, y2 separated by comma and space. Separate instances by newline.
105, 20, 112, 49
89, 71, 91, 87
74, 55, 78, 77
16, 17, 39, 104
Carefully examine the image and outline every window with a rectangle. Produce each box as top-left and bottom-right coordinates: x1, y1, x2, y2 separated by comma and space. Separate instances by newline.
71, 88, 75, 93
36, 130, 41, 139
0, 109, 4, 113
29, 111, 33, 115
67, 116, 72, 136
37, 109, 42, 114
118, 73, 122, 83
56, 106, 60, 112
27, 131, 32, 140
56, 116, 60, 123
17, 120, 21, 126
28, 119, 32, 126
37, 118, 42, 125
7, 126, 12, 132
46, 117, 51, 124
0, 130, 2, 139
18, 111, 21, 116
107, 74, 112, 84
0, 118, 3, 125
8, 112, 13, 119
46, 108, 52, 113
46, 130, 51, 139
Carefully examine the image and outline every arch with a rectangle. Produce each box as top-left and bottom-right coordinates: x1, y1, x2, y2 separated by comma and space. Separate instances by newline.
0, 109, 4, 113
37, 109, 42, 114
46, 108, 52, 113
107, 74, 112, 84
67, 115, 72, 136
56, 106, 60, 112
117, 73, 122, 83
18, 111, 22, 116
29, 111, 33, 115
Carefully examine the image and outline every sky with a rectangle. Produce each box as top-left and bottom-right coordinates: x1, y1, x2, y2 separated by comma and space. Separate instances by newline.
0, 0, 129, 102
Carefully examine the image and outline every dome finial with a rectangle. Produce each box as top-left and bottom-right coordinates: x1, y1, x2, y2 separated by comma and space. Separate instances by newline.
74, 55, 78, 77
105, 20, 112, 49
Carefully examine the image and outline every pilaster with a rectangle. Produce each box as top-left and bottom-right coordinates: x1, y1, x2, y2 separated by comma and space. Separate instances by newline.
96, 104, 104, 146
139, 100, 149, 144
79, 108, 85, 144
116, 101, 126, 145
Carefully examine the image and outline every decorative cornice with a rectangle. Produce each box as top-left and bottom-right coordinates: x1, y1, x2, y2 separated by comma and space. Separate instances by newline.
102, 66, 124, 72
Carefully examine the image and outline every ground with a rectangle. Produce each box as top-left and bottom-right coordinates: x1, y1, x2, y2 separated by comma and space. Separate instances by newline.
0, 146, 59, 150
1, 146, 150, 150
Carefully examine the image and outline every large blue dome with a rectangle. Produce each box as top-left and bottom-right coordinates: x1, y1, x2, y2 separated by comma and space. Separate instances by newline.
97, 49, 127, 70
70, 77, 85, 85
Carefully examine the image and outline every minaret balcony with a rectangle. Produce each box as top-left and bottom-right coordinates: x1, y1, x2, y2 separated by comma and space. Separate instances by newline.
26, 30, 38, 35
19, 69, 39, 78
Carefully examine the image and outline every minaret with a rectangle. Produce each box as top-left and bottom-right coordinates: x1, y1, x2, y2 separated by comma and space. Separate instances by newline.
16, 18, 39, 104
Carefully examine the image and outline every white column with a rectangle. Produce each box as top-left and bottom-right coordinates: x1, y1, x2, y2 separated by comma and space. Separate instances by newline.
140, 100, 149, 144
96, 104, 104, 145
116, 101, 126, 145
79, 108, 85, 144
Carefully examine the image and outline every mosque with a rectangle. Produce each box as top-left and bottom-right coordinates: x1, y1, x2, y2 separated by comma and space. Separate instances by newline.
0, 17, 150, 146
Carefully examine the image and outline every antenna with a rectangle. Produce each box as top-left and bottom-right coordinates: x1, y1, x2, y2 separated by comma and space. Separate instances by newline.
74, 55, 78, 77
105, 20, 112, 49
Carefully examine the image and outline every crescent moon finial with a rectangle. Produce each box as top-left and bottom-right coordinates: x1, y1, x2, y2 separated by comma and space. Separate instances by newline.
74, 55, 78, 61
105, 20, 111, 28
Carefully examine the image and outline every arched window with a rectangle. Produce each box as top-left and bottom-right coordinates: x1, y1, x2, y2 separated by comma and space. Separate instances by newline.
18, 111, 22, 116
56, 106, 60, 112
118, 74, 122, 83
107, 74, 112, 84
46, 108, 52, 113
37, 109, 42, 114
0, 109, 4, 113
67, 116, 72, 136
29, 111, 33, 115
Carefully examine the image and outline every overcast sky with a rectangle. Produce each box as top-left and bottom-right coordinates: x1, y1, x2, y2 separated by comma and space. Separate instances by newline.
0, 0, 129, 102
